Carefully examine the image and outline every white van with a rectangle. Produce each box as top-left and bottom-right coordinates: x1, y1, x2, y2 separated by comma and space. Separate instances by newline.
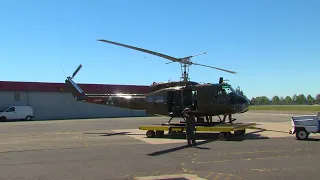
0, 105, 34, 121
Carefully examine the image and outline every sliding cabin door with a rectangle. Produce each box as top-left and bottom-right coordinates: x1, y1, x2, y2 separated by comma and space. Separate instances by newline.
166, 90, 184, 116
145, 92, 167, 116
182, 88, 193, 108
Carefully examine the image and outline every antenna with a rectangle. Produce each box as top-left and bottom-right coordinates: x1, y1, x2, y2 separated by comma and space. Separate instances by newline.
59, 63, 67, 78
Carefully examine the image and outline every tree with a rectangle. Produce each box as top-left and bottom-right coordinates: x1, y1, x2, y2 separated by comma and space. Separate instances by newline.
236, 86, 243, 96
272, 96, 280, 105
292, 94, 298, 104
279, 96, 285, 105
260, 96, 270, 105
236, 86, 248, 100
250, 97, 256, 105
284, 96, 292, 104
249, 93, 319, 105
297, 94, 307, 104
306, 94, 315, 105
250, 96, 268, 105
252, 96, 259, 105
316, 94, 320, 104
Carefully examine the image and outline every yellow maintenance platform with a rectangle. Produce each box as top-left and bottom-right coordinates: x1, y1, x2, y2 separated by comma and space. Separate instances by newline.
139, 122, 256, 140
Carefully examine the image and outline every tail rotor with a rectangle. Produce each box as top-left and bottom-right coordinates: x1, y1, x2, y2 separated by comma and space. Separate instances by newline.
65, 64, 86, 100
70, 64, 82, 80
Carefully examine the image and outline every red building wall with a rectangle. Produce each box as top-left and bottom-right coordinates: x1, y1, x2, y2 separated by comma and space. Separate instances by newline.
0, 81, 151, 94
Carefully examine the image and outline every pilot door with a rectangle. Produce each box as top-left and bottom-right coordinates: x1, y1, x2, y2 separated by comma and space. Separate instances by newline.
212, 87, 230, 114
198, 86, 230, 114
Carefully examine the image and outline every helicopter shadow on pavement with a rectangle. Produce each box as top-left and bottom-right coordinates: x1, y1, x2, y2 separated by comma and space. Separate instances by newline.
146, 139, 214, 156
83, 132, 142, 136
160, 131, 269, 141
83, 129, 271, 141
145, 133, 268, 157
82, 131, 270, 156
145, 132, 270, 156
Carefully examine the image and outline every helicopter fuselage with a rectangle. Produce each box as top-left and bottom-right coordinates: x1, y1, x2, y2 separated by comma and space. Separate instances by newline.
65, 77, 249, 118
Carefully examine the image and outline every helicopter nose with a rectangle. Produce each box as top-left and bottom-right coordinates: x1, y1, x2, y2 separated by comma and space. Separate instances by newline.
230, 94, 250, 113
239, 96, 250, 112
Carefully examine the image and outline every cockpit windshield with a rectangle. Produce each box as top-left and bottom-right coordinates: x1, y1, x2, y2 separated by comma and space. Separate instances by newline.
221, 85, 237, 95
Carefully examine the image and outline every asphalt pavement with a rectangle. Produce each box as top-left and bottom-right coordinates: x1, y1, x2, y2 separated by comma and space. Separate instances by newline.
0, 111, 319, 180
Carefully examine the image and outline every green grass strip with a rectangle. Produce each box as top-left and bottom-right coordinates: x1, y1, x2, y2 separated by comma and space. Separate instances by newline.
249, 105, 320, 112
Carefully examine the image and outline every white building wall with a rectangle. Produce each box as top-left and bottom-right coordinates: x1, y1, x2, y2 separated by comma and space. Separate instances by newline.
0, 91, 146, 120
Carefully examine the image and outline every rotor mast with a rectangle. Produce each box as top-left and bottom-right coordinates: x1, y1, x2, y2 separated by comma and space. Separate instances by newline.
177, 52, 207, 81
181, 63, 189, 81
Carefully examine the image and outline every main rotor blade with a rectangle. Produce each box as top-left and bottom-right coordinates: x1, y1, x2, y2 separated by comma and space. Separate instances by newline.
183, 52, 206, 59
192, 62, 237, 74
97, 39, 180, 62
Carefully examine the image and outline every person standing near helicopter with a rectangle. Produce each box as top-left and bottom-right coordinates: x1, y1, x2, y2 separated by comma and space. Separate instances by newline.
182, 107, 196, 147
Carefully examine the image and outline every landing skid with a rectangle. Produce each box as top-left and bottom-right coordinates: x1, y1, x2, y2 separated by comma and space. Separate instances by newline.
164, 115, 236, 126
166, 116, 175, 124
219, 118, 237, 124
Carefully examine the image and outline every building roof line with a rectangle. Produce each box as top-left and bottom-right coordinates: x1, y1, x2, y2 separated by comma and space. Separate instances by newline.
0, 81, 151, 94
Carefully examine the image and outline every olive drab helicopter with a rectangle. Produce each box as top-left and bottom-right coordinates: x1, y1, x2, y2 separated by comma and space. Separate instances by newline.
64, 39, 250, 125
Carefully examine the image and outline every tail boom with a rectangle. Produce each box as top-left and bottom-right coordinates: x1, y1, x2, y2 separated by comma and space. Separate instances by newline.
65, 77, 147, 110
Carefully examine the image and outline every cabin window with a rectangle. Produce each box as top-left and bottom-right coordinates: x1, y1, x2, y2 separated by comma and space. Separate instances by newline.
192, 90, 198, 109
146, 95, 154, 103
155, 95, 165, 103
192, 90, 197, 98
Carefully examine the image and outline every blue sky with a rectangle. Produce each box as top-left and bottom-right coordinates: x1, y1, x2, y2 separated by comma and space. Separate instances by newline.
0, 0, 319, 99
